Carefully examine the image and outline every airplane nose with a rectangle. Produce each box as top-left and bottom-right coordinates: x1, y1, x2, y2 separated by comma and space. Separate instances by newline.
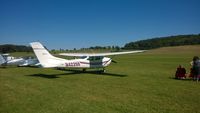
103, 58, 112, 66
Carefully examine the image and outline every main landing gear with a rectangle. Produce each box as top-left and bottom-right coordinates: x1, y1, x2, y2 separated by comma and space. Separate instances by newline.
82, 68, 86, 72
102, 68, 106, 73
99, 68, 106, 73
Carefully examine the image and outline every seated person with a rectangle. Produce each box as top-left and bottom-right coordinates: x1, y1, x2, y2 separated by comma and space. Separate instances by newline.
175, 65, 186, 79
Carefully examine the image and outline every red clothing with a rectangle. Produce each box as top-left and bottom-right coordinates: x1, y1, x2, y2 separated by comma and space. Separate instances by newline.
175, 67, 186, 78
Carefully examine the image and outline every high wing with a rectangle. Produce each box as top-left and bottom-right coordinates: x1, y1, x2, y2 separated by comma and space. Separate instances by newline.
59, 50, 146, 57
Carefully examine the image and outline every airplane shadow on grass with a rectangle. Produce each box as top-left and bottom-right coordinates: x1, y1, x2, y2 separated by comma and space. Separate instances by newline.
26, 69, 127, 79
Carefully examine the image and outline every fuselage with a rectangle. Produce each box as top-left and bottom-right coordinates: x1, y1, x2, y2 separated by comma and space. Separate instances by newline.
41, 56, 112, 68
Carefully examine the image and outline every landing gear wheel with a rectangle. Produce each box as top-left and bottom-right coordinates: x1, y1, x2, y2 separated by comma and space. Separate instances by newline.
103, 68, 106, 73
82, 69, 86, 72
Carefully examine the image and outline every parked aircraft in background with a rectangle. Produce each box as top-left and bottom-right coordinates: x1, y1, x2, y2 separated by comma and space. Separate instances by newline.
0, 54, 39, 66
18, 58, 39, 67
0, 54, 6, 65
30, 42, 145, 72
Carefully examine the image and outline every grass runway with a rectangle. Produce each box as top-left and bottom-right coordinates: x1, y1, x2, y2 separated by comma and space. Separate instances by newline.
0, 45, 200, 113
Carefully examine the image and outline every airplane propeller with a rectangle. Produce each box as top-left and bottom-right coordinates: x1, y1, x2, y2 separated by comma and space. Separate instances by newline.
111, 59, 117, 63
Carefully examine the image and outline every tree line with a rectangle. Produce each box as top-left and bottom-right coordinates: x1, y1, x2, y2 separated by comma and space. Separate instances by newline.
124, 34, 200, 50
1, 34, 200, 53
51, 45, 121, 54
0, 44, 32, 53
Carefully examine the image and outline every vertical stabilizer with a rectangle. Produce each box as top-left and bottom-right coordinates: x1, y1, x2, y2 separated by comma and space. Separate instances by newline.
30, 42, 66, 68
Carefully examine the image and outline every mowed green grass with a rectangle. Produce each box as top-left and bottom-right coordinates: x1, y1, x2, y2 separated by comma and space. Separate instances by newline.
0, 45, 200, 113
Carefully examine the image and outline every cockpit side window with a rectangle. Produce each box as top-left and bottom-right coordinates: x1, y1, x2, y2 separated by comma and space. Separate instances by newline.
87, 56, 103, 61
87, 57, 95, 61
94, 56, 103, 60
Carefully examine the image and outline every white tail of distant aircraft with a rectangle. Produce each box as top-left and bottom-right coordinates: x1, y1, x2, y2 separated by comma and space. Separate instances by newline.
30, 42, 145, 71
0, 54, 6, 65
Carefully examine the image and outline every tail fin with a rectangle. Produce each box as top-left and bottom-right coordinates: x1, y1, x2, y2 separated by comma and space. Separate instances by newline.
0, 54, 6, 65
30, 42, 66, 68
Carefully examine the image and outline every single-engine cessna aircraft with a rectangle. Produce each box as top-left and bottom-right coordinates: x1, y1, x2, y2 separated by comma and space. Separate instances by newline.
30, 42, 145, 72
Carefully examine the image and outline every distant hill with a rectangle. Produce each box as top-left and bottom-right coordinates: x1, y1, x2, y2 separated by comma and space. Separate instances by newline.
0, 44, 32, 53
1, 34, 200, 53
124, 34, 200, 50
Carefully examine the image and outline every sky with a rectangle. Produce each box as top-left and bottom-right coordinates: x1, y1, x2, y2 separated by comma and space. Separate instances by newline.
0, 0, 200, 49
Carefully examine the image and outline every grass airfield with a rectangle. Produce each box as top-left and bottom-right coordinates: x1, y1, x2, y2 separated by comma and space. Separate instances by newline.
0, 45, 200, 113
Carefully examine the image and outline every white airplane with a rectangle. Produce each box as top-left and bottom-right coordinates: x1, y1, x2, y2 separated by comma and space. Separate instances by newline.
18, 58, 39, 67
0, 54, 25, 66
0, 54, 39, 66
30, 42, 145, 72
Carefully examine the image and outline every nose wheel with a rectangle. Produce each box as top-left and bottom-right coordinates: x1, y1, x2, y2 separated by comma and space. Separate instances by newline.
102, 68, 106, 73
